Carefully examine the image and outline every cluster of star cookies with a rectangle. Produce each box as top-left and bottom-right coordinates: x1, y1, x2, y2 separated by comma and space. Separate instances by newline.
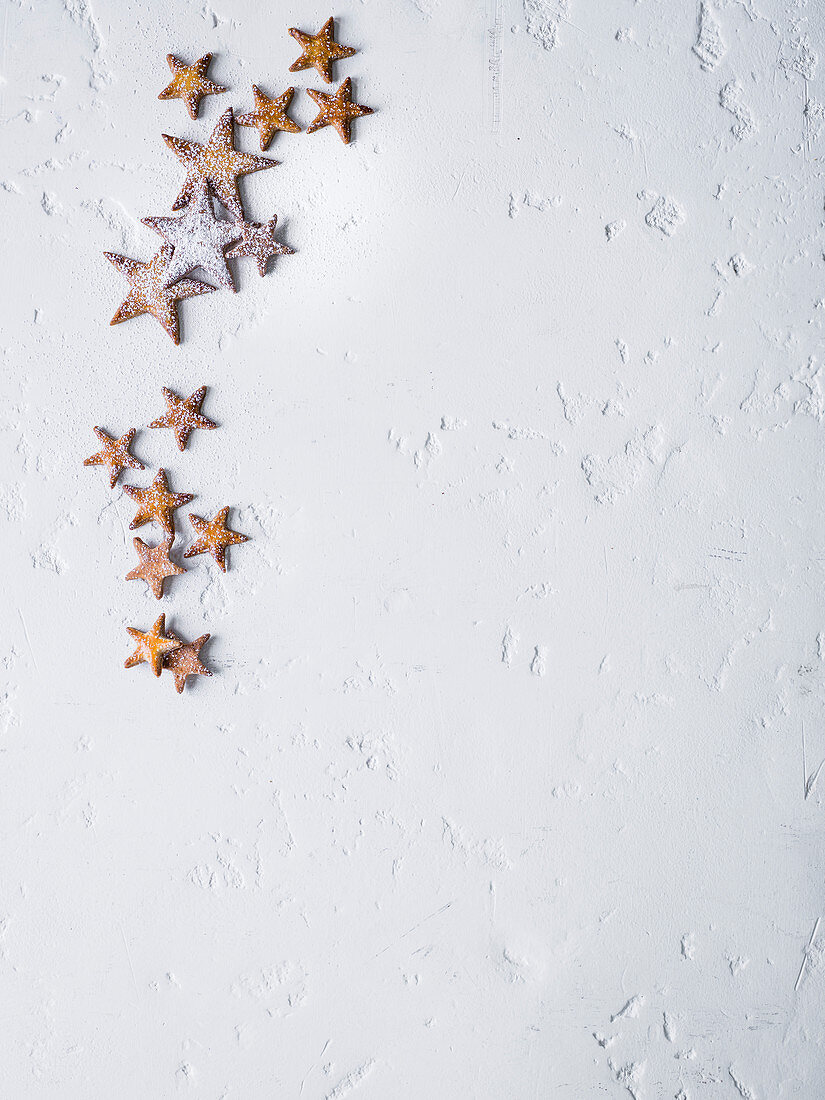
105, 17, 373, 345
83, 387, 249, 692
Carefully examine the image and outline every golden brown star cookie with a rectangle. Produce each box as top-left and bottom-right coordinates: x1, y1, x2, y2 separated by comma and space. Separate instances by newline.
83, 426, 144, 488
126, 536, 186, 599
162, 631, 213, 693
289, 17, 356, 83
163, 108, 276, 221
236, 85, 301, 150
124, 468, 194, 537
226, 216, 294, 277
124, 614, 181, 677
104, 246, 214, 345
306, 78, 373, 144
184, 506, 249, 571
158, 53, 226, 119
149, 385, 217, 452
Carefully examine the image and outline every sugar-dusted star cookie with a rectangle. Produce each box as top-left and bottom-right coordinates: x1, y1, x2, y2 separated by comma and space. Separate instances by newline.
184, 506, 249, 571
83, 426, 144, 488
158, 53, 226, 119
149, 385, 217, 452
236, 85, 301, 150
124, 468, 194, 537
289, 17, 356, 83
163, 631, 213, 693
163, 108, 276, 221
126, 536, 186, 599
124, 614, 181, 677
104, 245, 214, 345
226, 216, 294, 277
143, 180, 241, 292
306, 78, 373, 144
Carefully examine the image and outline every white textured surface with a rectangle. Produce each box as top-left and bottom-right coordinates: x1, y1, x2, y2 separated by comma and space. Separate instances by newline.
1, 1, 824, 1096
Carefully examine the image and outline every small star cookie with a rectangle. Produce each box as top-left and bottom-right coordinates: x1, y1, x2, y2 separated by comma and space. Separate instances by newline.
289, 17, 356, 83
83, 426, 144, 488
105, 246, 214, 345
143, 180, 240, 292
184, 506, 249, 571
236, 85, 301, 150
306, 78, 373, 144
124, 468, 194, 537
163, 631, 213, 693
226, 216, 294, 277
126, 536, 186, 599
149, 385, 217, 452
163, 107, 276, 221
125, 614, 181, 677
158, 53, 226, 119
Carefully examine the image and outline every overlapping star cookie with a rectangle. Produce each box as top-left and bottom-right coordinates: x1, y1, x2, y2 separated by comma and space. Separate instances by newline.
289, 17, 356, 83
83, 426, 144, 488
163, 107, 276, 221
124, 614, 181, 677
226, 216, 294, 277
126, 536, 186, 599
149, 385, 217, 451
143, 180, 240, 291
307, 78, 373, 144
162, 631, 212, 692
158, 53, 226, 119
184, 506, 249, 571
104, 246, 214, 344
124, 468, 194, 537
236, 85, 301, 150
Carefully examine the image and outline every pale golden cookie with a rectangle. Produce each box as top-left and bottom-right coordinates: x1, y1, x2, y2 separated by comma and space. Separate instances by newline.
306, 78, 373, 144
289, 17, 356, 83
83, 426, 144, 488
124, 614, 181, 677
126, 536, 186, 599
124, 468, 194, 537
184, 506, 249, 571
158, 53, 226, 119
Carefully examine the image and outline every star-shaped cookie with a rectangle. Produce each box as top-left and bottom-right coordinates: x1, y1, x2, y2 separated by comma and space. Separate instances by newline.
236, 85, 301, 150
289, 17, 356, 83
125, 614, 181, 677
306, 78, 373, 144
83, 426, 144, 488
124, 468, 194, 537
163, 108, 276, 221
143, 180, 241, 291
104, 246, 214, 344
184, 506, 249, 571
158, 53, 226, 119
149, 385, 217, 452
163, 631, 212, 693
126, 536, 186, 599
226, 216, 294, 277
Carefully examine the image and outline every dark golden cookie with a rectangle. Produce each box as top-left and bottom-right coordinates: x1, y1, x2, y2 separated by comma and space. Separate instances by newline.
83, 426, 144, 488
289, 17, 356, 83
124, 468, 194, 537
124, 614, 181, 677
126, 536, 186, 599
226, 216, 294, 277
163, 631, 213, 693
158, 53, 226, 119
149, 385, 217, 452
306, 78, 373, 144
104, 246, 214, 345
184, 506, 249, 571
236, 85, 301, 150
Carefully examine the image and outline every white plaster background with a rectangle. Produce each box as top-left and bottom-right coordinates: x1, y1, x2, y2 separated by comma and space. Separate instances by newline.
1, 0, 824, 1096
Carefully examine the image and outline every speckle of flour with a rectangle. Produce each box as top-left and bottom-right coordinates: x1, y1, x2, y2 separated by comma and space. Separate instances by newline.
719, 80, 757, 141
605, 219, 626, 242
523, 0, 570, 50
502, 626, 519, 667
530, 646, 547, 677
693, 1, 726, 71
645, 196, 685, 236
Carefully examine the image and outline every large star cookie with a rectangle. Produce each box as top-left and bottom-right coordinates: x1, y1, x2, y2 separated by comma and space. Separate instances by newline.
124, 468, 194, 537
143, 180, 240, 291
83, 426, 144, 488
104, 246, 214, 344
158, 53, 226, 119
149, 385, 217, 452
126, 536, 186, 599
124, 614, 181, 677
236, 85, 301, 150
306, 78, 373, 144
184, 506, 249, 571
289, 17, 356, 83
163, 631, 212, 693
163, 108, 276, 221
226, 216, 294, 277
